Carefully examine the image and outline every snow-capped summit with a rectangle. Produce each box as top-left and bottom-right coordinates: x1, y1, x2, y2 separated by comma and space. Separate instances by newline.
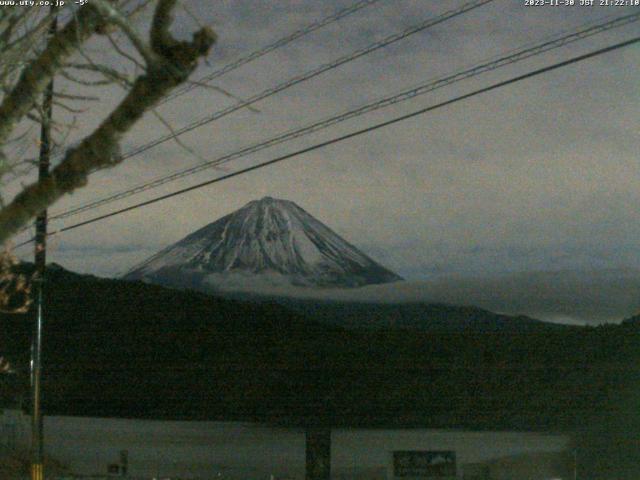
124, 197, 402, 289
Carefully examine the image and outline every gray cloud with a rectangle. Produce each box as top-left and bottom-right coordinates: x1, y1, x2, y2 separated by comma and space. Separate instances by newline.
209, 269, 640, 326
9, 0, 640, 324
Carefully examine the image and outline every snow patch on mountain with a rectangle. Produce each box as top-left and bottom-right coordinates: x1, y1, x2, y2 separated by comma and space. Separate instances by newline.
124, 197, 402, 289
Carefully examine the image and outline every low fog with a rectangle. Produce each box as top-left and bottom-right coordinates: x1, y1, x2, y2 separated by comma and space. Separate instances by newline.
209, 268, 640, 325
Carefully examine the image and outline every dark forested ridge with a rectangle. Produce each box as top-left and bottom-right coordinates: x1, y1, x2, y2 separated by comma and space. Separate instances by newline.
267, 296, 572, 333
0, 264, 638, 436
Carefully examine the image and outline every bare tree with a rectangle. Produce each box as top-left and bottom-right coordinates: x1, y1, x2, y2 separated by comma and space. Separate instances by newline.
0, 0, 215, 311
0, 0, 216, 245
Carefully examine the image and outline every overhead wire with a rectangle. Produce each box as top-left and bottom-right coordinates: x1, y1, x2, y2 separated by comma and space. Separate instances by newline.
161, 0, 385, 105
13, 34, 639, 251
11, 0, 496, 247
36, 0, 385, 172
92, 0, 496, 161
48, 11, 640, 222
44, 0, 495, 221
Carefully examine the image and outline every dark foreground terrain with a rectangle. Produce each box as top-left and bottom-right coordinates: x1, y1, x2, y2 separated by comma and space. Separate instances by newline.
1, 264, 639, 478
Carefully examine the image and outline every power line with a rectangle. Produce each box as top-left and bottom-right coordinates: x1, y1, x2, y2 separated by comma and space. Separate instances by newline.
104, 0, 496, 161
49, 11, 640, 222
161, 0, 385, 105
15, 34, 637, 249
47, 0, 493, 220
13, 0, 382, 181
11, 0, 495, 245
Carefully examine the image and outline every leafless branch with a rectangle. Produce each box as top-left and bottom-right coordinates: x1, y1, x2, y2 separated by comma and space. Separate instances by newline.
106, 32, 145, 72
53, 91, 100, 102
0, 248, 31, 314
0, 0, 216, 245
183, 80, 261, 114
92, 0, 160, 67
150, 108, 227, 169
64, 62, 134, 88
0, 5, 108, 168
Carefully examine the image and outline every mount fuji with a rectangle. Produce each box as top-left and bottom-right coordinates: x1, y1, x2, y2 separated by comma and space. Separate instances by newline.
124, 197, 402, 290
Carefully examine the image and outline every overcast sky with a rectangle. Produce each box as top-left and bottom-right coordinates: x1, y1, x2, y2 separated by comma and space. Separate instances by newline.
9, 0, 640, 324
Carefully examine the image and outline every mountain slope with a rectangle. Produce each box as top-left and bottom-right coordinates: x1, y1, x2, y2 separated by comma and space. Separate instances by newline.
272, 298, 572, 333
124, 197, 402, 289
1, 264, 637, 432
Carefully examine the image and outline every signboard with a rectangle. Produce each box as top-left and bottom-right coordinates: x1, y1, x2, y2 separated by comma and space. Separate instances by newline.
393, 451, 456, 479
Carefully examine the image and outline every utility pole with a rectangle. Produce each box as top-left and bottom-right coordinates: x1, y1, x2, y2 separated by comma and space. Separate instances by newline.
305, 427, 331, 480
31, 8, 57, 480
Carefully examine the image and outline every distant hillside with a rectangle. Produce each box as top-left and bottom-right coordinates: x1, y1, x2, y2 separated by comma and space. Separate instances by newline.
1, 264, 638, 433
263, 297, 571, 333
622, 312, 640, 325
